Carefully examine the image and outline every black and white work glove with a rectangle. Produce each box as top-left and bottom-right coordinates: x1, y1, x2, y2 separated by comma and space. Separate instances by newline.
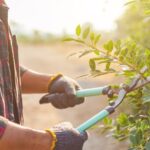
39, 75, 85, 109
50, 122, 88, 150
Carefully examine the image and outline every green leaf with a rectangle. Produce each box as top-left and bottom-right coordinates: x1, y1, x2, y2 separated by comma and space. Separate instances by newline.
103, 40, 113, 52
143, 95, 150, 104
145, 49, 150, 57
130, 134, 138, 146
122, 70, 136, 77
142, 87, 150, 104
63, 37, 84, 44
130, 128, 143, 146
117, 113, 129, 126
114, 40, 121, 56
103, 117, 112, 125
89, 59, 96, 71
76, 25, 81, 36
63, 37, 75, 41
78, 49, 100, 58
103, 44, 108, 51
145, 10, 150, 15
119, 56, 124, 61
79, 50, 92, 58
93, 49, 100, 55
98, 59, 111, 65
135, 129, 142, 144
114, 40, 121, 49
94, 34, 101, 45
145, 141, 150, 150
107, 40, 113, 51
106, 62, 111, 71
90, 32, 95, 41
82, 27, 90, 39
128, 115, 136, 123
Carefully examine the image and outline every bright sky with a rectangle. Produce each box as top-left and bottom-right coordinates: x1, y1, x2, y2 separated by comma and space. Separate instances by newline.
6, 0, 126, 34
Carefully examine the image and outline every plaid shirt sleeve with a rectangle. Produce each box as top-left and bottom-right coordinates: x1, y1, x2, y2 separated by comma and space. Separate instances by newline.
0, 4, 24, 123
0, 19, 9, 117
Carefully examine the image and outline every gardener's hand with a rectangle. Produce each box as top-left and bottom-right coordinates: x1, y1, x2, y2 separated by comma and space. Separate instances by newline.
39, 75, 85, 109
51, 122, 88, 150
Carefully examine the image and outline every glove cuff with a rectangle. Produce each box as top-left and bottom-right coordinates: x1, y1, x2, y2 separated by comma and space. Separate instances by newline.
45, 129, 57, 150
51, 130, 86, 150
48, 74, 63, 92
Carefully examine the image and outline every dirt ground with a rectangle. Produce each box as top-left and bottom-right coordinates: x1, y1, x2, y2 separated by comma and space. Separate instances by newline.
19, 42, 128, 150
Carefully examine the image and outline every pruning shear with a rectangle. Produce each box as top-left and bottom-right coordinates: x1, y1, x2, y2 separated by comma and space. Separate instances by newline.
76, 66, 149, 133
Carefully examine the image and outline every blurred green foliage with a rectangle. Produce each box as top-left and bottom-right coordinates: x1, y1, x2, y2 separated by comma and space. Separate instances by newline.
17, 30, 60, 44
10, 22, 65, 44
117, 0, 150, 49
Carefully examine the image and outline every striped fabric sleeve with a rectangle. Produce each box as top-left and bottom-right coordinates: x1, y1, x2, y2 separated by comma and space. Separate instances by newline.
0, 116, 7, 139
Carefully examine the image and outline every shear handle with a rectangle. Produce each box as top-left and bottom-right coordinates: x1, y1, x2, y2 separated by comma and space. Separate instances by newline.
76, 86, 111, 97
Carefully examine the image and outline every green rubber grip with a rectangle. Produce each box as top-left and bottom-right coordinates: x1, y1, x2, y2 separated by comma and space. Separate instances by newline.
76, 109, 109, 133
76, 86, 107, 98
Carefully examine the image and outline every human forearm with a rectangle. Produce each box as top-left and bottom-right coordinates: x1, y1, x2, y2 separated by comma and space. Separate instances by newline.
21, 69, 51, 93
0, 117, 52, 150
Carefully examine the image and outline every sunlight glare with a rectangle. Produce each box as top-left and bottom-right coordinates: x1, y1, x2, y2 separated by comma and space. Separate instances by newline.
6, 0, 126, 34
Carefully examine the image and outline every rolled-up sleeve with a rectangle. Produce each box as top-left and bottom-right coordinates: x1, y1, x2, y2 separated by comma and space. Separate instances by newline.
0, 116, 8, 139
20, 66, 27, 77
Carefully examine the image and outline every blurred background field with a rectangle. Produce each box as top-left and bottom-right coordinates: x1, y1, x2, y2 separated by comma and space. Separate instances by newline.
6, 0, 150, 149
